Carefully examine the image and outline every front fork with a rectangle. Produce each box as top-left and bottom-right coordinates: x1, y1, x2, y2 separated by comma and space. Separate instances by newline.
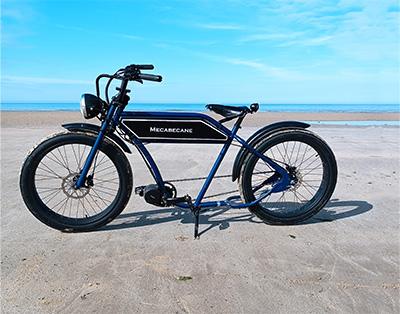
74, 105, 117, 189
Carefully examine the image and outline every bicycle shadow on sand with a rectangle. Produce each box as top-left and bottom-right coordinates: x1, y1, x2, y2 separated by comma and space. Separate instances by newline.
99, 198, 373, 236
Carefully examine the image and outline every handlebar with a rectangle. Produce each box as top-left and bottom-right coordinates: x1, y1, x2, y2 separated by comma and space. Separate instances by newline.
135, 64, 154, 70
95, 64, 163, 103
138, 73, 162, 82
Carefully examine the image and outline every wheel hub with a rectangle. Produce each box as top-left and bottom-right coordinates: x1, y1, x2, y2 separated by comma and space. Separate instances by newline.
287, 166, 303, 191
61, 173, 90, 199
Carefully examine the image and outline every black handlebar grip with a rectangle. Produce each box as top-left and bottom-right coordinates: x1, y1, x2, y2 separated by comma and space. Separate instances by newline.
138, 73, 162, 82
137, 64, 154, 70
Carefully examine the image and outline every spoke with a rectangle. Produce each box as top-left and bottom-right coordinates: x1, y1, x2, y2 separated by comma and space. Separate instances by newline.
84, 195, 99, 214
275, 144, 287, 164
92, 186, 117, 197
297, 145, 312, 168
75, 192, 80, 218
46, 151, 70, 172
90, 189, 111, 206
41, 189, 62, 201
35, 176, 60, 182
71, 144, 80, 172
36, 186, 62, 191
77, 145, 88, 170
294, 189, 309, 202
94, 155, 111, 171
51, 195, 69, 212
288, 141, 296, 165
93, 164, 115, 175
94, 153, 107, 169
296, 150, 316, 169
299, 184, 315, 197
298, 154, 320, 171
93, 184, 119, 192
56, 147, 71, 173
62, 145, 71, 172
35, 173, 60, 178
269, 147, 276, 161
302, 181, 319, 191
37, 162, 64, 179
77, 196, 90, 218
302, 164, 324, 177
88, 192, 103, 211
292, 190, 303, 203
94, 177, 119, 184
293, 142, 303, 166
96, 170, 119, 178
282, 141, 290, 163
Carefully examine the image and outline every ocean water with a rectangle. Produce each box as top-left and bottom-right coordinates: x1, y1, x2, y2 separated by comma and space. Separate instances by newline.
1, 102, 399, 113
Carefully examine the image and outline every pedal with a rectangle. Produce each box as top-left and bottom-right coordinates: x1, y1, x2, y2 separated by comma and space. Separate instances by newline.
134, 186, 145, 196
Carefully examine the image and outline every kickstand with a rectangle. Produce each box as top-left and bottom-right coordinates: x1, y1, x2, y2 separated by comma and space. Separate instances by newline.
193, 209, 200, 239
185, 195, 200, 239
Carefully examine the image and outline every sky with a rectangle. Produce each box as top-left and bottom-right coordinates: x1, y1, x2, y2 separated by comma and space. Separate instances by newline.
1, 0, 399, 104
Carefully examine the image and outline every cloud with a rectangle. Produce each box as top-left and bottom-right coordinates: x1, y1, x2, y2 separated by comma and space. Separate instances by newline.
195, 23, 242, 30
2, 76, 92, 85
277, 35, 334, 47
239, 32, 305, 43
224, 58, 305, 80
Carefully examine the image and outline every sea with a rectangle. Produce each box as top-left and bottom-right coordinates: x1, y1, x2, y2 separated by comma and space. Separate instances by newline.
1, 102, 399, 113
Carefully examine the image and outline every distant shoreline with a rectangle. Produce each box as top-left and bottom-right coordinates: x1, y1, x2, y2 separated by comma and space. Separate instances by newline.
2, 111, 399, 128
1, 103, 399, 113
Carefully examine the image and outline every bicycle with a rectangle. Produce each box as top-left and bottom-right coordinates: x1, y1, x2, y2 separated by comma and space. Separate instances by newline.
20, 64, 338, 238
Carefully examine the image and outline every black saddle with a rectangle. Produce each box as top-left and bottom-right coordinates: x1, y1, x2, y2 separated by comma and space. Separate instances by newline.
206, 104, 249, 118
206, 103, 259, 119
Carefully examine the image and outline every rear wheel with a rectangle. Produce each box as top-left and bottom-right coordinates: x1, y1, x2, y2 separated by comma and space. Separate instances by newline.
239, 129, 337, 224
20, 132, 133, 231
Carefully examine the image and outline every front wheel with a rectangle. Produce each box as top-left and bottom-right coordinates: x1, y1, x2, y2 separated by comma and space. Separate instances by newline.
20, 132, 133, 231
239, 129, 337, 224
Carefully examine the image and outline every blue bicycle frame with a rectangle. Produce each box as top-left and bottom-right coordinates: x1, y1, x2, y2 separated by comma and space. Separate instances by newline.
76, 106, 291, 210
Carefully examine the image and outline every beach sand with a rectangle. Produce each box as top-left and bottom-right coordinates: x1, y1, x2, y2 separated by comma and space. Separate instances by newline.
1, 111, 399, 128
1, 111, 399, 313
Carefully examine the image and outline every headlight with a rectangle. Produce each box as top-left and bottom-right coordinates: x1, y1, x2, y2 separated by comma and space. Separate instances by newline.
80, 94, 103, 119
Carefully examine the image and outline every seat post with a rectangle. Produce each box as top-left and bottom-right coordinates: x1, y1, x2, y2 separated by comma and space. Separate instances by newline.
232, 112, 247, 129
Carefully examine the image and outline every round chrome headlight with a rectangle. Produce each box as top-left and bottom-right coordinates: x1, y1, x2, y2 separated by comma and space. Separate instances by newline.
80, 94, 103, 119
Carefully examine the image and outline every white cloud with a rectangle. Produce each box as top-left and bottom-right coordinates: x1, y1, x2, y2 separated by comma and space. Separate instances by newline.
195, 23, 242, 30
239, 32, 305, 43
224, 58, 306, 80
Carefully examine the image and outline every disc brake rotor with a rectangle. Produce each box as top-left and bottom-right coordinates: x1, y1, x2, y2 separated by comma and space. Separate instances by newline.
61, 173, 90, 199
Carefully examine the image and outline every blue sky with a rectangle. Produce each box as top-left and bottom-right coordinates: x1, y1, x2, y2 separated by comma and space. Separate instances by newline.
1, 0, 399, 104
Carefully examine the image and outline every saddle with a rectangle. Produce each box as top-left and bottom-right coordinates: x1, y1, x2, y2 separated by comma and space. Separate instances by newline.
206, 104, 250, 118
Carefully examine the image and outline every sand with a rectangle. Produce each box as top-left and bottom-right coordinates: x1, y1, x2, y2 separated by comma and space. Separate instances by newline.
1, 111, 400, 313
1, 111, 399, 128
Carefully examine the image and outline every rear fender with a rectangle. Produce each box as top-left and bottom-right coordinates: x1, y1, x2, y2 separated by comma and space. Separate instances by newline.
62, 123, 132, 154
232, 121, 310, 181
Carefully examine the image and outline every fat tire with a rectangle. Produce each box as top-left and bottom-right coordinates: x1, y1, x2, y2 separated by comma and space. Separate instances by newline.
20, 132, 133, 232
239, 129, 337, 224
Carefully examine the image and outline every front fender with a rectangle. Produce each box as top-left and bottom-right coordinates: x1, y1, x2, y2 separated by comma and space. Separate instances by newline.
62, 122, 132, 154
232, 121, 310, 181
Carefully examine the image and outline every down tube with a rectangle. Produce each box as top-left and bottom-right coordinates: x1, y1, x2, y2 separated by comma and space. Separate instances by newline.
119, 123, 166, 189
